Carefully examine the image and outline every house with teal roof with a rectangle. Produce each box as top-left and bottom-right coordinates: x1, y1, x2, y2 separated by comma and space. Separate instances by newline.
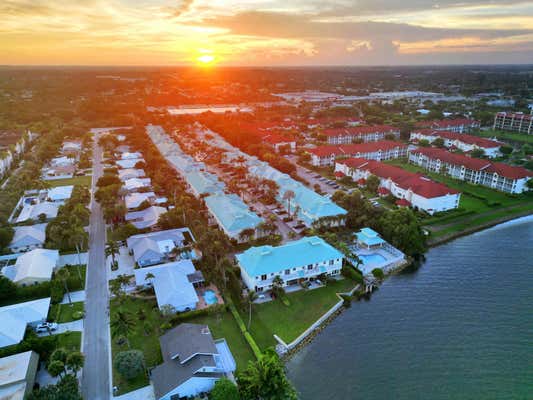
204, 193, 264, 242
185, 170, 225, 197
236, 236, 344, 292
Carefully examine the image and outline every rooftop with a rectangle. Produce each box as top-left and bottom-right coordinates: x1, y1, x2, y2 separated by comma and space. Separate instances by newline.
309, 140, 406, 157
204, 193, 263, 236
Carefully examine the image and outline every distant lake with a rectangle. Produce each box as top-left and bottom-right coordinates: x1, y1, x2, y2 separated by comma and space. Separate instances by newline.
287, 216, 533, 399
167, 106, 252, 115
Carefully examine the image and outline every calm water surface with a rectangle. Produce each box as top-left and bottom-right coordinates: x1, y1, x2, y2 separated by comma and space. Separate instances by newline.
287, 216, 533, 400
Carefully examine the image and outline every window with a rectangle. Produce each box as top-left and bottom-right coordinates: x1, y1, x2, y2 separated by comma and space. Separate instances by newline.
261, 274, 267, 281
285, 269, 290, 275
307, 265, 313, 270
329, 260, 334, 265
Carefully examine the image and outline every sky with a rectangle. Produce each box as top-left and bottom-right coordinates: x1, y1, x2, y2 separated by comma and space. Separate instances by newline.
1, 0, 533, 66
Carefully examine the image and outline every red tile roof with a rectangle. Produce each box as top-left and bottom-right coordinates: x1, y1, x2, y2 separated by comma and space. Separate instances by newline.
396, 198, 411, 206
415, 118, 479, 129
334, 171, 345, 178
410, 147, 532, 179
412, 129, 503, 148
309, 141, 406, 158
323, 125, 399, 137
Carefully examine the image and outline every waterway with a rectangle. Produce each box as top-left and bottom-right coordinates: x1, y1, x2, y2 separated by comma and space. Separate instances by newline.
287, 216, 533, 399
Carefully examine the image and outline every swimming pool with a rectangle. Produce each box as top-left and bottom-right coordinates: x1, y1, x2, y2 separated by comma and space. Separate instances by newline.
358, 253, 387, 265
203, 290, 218, 305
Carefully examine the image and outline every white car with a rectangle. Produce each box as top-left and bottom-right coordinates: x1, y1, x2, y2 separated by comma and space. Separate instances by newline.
35, 322, 58, 333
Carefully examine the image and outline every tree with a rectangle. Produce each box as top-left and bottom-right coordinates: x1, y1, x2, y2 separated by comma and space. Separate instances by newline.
0, 275, 17, 302
111, 310, 135, 348
238, 228, 256, 243
246, 290, 258, 330
55, 268, 71, 304
470, 148, 485, 158
144, 272, 155, 286
500, 145, 513, 155
48, 360, 66, 378
377, 208, 426, 256
365, 174, 380, 194
28, 374, 82, 400
418, 139, 430, 147
66, 352, 84, 376
238, 349, 297, 400
282, 190, 295, 217
105, 241, 120, 266
210, 378, 240, 400
0, 225, 14, 250
113, 350, 145, 380
38, 213, 47, 223
433, 137, 445, 148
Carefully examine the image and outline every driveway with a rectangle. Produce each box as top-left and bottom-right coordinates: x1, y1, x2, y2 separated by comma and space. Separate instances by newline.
61, 290, 86, 304
107, 246, 136, 281
81, 136, 111, 400
37, 319, 84, 337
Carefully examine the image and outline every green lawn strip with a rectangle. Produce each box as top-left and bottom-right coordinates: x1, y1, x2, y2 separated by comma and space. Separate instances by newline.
49, 301, 84, 323
56, 331, 82, 351
475, 129, 533, 145
245, 279, 355, 350
188, 311, 256, 372
46, 175, 92, 187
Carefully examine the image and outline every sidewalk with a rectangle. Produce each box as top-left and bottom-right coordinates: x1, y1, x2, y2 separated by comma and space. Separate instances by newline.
61, 290, 86, 304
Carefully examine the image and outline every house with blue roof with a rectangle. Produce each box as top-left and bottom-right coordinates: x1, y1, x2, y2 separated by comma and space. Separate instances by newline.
185, 170, 225, 197
235, 236, 344, 292
204, 193, 263, 242
355, 228, 386, 249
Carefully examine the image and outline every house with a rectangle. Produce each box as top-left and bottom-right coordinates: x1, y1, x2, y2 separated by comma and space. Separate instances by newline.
50, 156, 75, 168
356, 228, 386, 249
125, 206, 167, 229
184, 170, 225, 197
409, 147, 532, 194
324, 125, 400, 145
236, 236, 344, 292
0, 298, 51, 348
0, 351, 39, 400
9, 224, 47, 253
123, 177, 152, 192
204, 193, 264, 242
151, 324, 236, 400
120, 151, 143, 160
263, 133, 296, 153
493, 111, 532, 135
118, 168, 146, 182
116, 158, 144, 169
308, 141, 408, 166
409, 129, 503, 158
335, 158, 461, 214
2, 249, 60, 286
46, 185, 73, 202
125, 192, 158, 209
134, 260, 202, 312
61, 141, 82, 155
127, 228, 196, 267
15, 202, 59, 224
42, 163, 76, 180
414, 118, 480, 133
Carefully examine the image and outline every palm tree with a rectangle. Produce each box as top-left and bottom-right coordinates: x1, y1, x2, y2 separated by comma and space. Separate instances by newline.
111, 310, 135, 349
144, 272, 155, 287
66, 351, 84, 376
105, 240, 120, 266
55, 267, 72, 304
282, 190, 295, 217
69, 226, 86, 283
247, 290, 258, 330
238, 228, 255, 243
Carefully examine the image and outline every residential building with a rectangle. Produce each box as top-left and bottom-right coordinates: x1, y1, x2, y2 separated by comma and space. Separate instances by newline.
184, 170, 226, 197
125, 206, 167, 229
120, 151, 143, 160
50, 156, 74, 168
324, 125, 400, 145
409, 129, 503, 158
127, 228, 196, 267
15, 202, 59, 224
2, 249, 60, 286
118, 168, 146, 181
61, 141, 82, 155
9, 224, 47, 253
335, 158, 461, 214
204, 193, 264, 242
134, 260, 203, 312
46, 185, 73, 202
0, 351, 39, 400
263, 133, 296, 153
151, 324, 236, 400
409, 147, 532, 194
116, 158, 144, 169
493, 111, 533, 135
236, 236, 344, 292
0, 298, 51, 348
123, 177, 152, 192
308, 140, 408, 166
415, 118, 480, 133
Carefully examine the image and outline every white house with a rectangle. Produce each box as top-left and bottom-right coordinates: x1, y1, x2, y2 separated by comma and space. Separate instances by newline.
116, 158, 144, 169
236, 236, 344, 292
118, 168, 146, 182
2, 249, 60, 286
151, 324, 236, 400
0, 351, 39, 400
46, 185, 73, 202
124, 192, 157, 209
125, 206, 166, 229
9, 223, 47, 253
308, 141, 408, 167
0, 298, 51, 348
15, 202, 59, 224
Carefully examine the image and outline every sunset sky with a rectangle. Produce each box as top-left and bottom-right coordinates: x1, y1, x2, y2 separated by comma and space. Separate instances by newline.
1, 0, 533, 65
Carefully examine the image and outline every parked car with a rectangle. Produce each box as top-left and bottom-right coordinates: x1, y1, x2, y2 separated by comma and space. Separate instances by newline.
35, 322, 58, 333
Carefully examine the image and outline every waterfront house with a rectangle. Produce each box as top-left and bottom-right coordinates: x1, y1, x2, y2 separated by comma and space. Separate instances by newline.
151, 324, 236, 400
356, 228, 386, 249
9, 223, 47, 253
125, 206, 166, 229
0, 298, 51, 348
236, 236, 344, 292
2, 249, 59, 286
0, 351, 39, 400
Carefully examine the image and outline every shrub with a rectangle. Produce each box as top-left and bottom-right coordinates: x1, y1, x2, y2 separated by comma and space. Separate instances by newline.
209, 378, 240, 400
113, 350, 145, 380
372, 268, 384, 280
341, 265, 363, 284
72, 311, 84, 320
340, 294, 352, 308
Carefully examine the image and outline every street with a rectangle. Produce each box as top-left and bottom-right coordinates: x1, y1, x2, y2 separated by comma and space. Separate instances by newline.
81, 136, 111, 400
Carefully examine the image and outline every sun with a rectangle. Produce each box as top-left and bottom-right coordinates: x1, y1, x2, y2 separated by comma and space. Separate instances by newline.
197, 54, 215, 64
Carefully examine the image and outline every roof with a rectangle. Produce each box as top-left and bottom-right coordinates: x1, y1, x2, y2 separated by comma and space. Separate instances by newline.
410, 147, 532, 179
309, 141, 406, 158
184, 170, 225, 195
236, 236, 343, 277
46, 185, 73, 202
415, 118, 479, 129
7, 249, 59, 284
356, 228, 386, 246
120, 151, 142, 160
0, 350, 37, 399
396, 198, 411, 206
16, 202, 59, 223
159, 323, 218, 364
10, 224, 47, 249
125, 206, 166, 229
127, 228, 193, 259
118, 168, 145, 181
495, 111, 532, 121
116, 158, 144, 169
204, 193, 263, 236
323, 125, 399, 137
123, 177, 151, 191
0, 298, 51, 348
124, 192, 156, 209
412, 129, 502, 148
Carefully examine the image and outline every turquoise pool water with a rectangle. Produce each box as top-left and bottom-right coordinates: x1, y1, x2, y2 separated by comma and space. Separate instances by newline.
203, 290, 218, 305
359, 253, 387, 265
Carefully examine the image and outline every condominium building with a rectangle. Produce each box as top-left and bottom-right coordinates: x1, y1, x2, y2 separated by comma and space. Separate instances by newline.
308, 141, 408, 167
324, 125, 400, 145
493, 112, 532, 135
415, 119, 480, 133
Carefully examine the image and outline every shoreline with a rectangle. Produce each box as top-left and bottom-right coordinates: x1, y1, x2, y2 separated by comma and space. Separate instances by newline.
426, 210, 533, 248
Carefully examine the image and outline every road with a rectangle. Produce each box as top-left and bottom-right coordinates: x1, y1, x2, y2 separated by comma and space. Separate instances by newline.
285, 155, 336, 195
81, 136, 111, 400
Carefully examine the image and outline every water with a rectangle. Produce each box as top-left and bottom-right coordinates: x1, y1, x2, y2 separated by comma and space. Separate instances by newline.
287, 216, 533, 400
203, 290, 218, 305
359, 253, 387, 265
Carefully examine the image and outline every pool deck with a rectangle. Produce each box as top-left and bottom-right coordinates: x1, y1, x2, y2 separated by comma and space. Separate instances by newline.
350, 244, 405, 275
196, 284, 224, 309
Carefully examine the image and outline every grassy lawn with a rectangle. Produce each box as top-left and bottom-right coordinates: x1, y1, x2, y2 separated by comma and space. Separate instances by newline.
49, 301, 84, 323
46, 175, 92, 188
475, 129, 533, 145
245, 279, 355, 350
188, 311, 256, 372
56, 331, 82, 351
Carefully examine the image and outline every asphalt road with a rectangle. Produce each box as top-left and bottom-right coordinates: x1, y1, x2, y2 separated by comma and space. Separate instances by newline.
81, 137, 111, 400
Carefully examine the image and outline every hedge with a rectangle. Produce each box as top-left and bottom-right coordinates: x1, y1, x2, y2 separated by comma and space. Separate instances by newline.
227, 300, 262, 360
169, 303, 227, 324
